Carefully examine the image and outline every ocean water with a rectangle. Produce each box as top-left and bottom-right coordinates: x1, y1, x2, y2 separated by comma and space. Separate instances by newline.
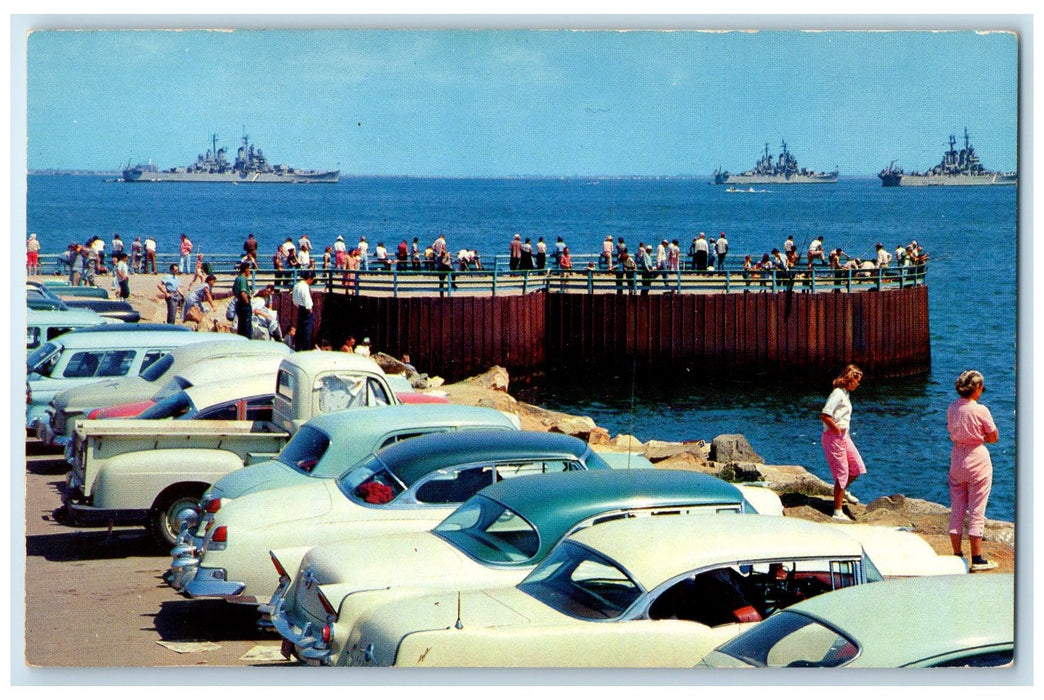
25, 175, 1018, 521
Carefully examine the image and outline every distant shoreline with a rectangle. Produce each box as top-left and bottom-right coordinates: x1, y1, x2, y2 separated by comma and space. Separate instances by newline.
28, 170, 893, 181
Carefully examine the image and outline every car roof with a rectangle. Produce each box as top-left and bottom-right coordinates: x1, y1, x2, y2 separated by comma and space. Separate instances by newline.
281, 349, 386, 376
57, 322, 191, 335
172, 339, 290, 370
375, 430, 598, 487
27, 308, 114, 324
45, 326, 202, 349
181, 372, 277, 406
778, 573, 1013, 666
178, 353, 285, 385
474, 470, 748, 561
567, 514, 864, 591
306, 404, 516, 440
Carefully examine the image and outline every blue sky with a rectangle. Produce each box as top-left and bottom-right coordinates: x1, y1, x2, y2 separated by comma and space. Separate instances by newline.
24, 26, 1019, 177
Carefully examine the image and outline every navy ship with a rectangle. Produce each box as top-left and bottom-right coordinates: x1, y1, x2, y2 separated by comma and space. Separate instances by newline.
878, 129, 1016, 187
713, 141, 838, 185
122, 134, 339, 184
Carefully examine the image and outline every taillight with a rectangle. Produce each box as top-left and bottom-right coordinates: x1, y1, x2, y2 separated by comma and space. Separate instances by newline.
320, 625, 332, 644
210, 526, 227, 543
26, 385, 31, 405
204, 498, 222, 513
88, 408, 102, 419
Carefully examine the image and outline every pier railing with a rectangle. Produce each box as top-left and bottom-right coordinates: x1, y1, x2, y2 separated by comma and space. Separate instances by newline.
36, 252, 927, 297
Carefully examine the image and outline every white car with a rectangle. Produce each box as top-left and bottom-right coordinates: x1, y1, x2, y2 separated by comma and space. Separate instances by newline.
343, 514, 967, 667
168, 430, 613, 605
266, 469, 783, 665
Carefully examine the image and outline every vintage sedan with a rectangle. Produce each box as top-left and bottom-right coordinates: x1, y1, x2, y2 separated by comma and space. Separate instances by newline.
267, 469, 783, 664
36, 337, 289, 446
343, 514, 966, 667
167, 430, 611, 605
27, 307, 119, 351
175, 404, 522, 548
698, 573, 1013, 669
26, 324, 197, 433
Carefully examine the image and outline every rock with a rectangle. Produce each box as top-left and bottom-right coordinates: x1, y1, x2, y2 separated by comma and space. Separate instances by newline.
610, 434, 644, 452
643, 439, 707, 463
545, 413, 598, 439
709, 434, 764, 464
865, 494, 949, 515
653, 451, 717, 475
371, 352, 408, 375
586, 426, 610, 445
461, 366, 510, 393
719, 462, 763, 482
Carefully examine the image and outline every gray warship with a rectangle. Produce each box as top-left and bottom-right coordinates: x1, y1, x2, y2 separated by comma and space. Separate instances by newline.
713, 141, 838, 185
878, 129, 1016, 187
121, 134, 339, 184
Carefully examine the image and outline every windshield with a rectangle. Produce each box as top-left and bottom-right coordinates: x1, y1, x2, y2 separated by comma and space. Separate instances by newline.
152, 375, 191, 401
137, 391, 193, 419
518, 541, 641, 621
27, 341, 62, 376
277, 425, 332, 475
434, 496, 540, 565
139, 353, 175, 382
315, 374, 391, 413
337, 456, 405, 505
708, 611, 858, 668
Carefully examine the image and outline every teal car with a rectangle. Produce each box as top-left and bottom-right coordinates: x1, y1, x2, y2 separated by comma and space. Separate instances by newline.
268, 468, 765, 665
27, 307, 118, 350
699, 573, 1013, 668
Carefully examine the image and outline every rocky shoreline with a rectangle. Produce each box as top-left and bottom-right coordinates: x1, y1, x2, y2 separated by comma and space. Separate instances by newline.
90, 269, 1016, 569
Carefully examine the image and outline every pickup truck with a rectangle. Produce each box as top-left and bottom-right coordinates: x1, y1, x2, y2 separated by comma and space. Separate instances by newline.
61, 351, 400, 546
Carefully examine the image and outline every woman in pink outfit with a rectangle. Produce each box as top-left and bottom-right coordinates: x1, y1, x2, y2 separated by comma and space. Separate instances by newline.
820, 364, 866, 521
947, 370, 999, 571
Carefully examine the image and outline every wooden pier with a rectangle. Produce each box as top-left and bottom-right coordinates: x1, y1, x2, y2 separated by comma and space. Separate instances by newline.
273, 270, 931, 381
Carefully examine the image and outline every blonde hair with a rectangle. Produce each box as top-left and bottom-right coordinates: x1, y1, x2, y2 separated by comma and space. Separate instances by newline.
955, 370, 985, 398
832, 364, 864, 389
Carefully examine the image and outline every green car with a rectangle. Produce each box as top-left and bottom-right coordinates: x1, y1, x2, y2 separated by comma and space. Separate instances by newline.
699, 573, 1013, 668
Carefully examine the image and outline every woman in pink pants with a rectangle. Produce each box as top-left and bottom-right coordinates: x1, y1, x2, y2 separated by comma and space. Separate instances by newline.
948, 370, 999, 571
820, 364, 866, 521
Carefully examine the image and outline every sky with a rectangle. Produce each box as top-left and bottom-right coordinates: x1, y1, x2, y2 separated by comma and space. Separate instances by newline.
21, 23, 1019, 177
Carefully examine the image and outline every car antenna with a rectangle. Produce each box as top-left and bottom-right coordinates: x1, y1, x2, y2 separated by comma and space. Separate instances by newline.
455, 591, 463, 630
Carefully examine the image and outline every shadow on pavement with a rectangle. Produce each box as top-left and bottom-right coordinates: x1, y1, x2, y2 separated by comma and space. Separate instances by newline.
26, 528, 167, 562
151, 598, 281, 643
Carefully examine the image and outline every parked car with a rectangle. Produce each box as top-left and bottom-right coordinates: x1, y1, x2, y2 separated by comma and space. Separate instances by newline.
35, 336, 288, 446
167, 430, 612, 605
266, 469, 783, 665
176, 404, 524, 548
26, 324, 197, 432
27, 308, 119, 351
342, 514, 966, 667
28, 283, 141, 321
385, 374, 449, 404
62, 352, 400, 546
133, 373, 278, 422
698, 574, 1013, 668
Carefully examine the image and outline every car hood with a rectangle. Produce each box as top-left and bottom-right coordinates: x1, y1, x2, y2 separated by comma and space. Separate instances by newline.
207, 459, 304, 501
218, 479, 335, 529
53, 376, 152, 412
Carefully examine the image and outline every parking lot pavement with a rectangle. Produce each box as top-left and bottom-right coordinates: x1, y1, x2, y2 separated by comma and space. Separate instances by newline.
22, 444, 293, 669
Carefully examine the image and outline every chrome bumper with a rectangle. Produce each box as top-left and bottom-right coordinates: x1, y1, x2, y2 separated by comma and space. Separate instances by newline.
262, 579, 333, 664
182, 566, 253, 603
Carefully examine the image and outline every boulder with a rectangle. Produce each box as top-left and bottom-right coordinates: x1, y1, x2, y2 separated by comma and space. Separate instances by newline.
653, 451, 717, 474
610, 434, 644, 452
586, 426, 611, 445
462, 366, 510, 393
709, 434, 764, 464
643, 439, 707, 463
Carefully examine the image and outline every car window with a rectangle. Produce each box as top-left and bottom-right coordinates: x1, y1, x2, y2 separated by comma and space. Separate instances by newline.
97, 350, 136, 376
276, 369, 293, 402
494, 460, 585, 479
376, 430, 441, 450
277, 425, 332, 474
433, 496, 540, 564
338, 458, 406, 505
315, 374, 368, 413
518, 541, 641, 621
367, 378, 392, 406
27, 342, 62, 376
710, 610, 859, 668
62, 351, 102, 378
413, 466, 494, 504
244, 395, 274, 421
153, 375, 192, 401
139, 352, 175, 381
193, 401, 240, 420
139, 350, 168, 375
648, 558, 863, 626
931, 649, 1014, 668
27, 327, 41, 349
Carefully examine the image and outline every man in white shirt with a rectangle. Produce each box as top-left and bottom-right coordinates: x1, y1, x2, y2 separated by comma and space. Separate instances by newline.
292, 270, 316, 351
807, 236, 825, 266
875, 243, 893, 268
693, 232, 709, 270
715, 232, 729, 269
